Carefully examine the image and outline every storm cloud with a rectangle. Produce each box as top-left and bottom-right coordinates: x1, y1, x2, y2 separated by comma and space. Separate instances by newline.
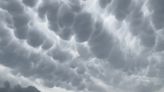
0, 81, 40, 92
0, 0, 164, 92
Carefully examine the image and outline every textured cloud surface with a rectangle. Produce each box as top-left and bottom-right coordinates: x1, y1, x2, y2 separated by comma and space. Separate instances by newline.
0, 0, 164, 92
0, 81, 40, 92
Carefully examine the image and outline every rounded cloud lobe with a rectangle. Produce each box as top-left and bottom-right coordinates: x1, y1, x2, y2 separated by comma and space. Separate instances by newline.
0, 0, 164, 92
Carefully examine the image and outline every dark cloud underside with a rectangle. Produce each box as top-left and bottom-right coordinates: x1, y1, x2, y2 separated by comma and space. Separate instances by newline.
0, 0, 164, 92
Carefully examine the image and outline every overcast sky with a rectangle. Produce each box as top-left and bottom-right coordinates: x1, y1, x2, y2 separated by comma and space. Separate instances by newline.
0, 0, 164, 92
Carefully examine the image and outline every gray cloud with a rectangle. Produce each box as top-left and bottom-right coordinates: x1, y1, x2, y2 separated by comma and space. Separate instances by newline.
110, 0, 131, 21
89, 28, 114, 59
108, 45, 125, 69
99, 0, 111, 8
73, 12, 93, 42
155, 36, 164, 52
22, 0, 38, 7
148, 0, 164, 29
2, 0, 24, 15
47, 47, 73, 63
27, 29, 45, 47
0, 0, 164, 92
125, 3, 156, 48
58, 27, 73, 40
0, 81, 40, 92
58, 5, 75, 28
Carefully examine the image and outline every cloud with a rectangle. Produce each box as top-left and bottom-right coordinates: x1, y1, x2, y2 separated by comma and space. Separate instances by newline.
58, 5, 75, 28
73, 12, 93, 42
2, 0, 24, 15
0, 81, 40, 92
155, 36, 164, 52
148, 0, 164, 29
22, 0, 38, 7
27, 29, 45, 47
98, 0, 111, 8
58, 27, 73, 40
111, 0, 132, 21
0, 0, 164, 92
89, 30, 114, 59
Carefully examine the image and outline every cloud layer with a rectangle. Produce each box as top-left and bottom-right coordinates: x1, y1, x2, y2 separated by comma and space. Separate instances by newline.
0, 0, 164, 92
0, 81, 40, 92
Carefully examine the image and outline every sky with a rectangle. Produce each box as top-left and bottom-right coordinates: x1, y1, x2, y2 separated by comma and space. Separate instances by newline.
0, 0, 164, 92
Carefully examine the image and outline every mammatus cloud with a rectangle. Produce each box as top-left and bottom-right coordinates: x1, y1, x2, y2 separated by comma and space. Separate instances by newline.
0, 81, 40, 92
0, 0, 164, 92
